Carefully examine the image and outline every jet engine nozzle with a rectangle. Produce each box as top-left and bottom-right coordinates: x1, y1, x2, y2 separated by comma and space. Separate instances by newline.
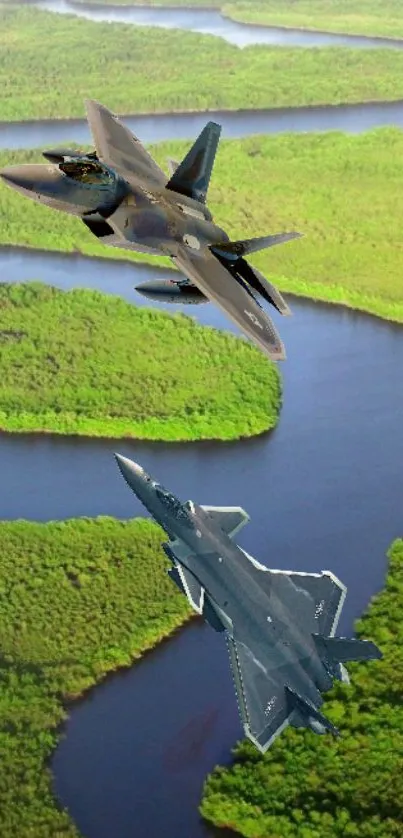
135, 279, 207, 305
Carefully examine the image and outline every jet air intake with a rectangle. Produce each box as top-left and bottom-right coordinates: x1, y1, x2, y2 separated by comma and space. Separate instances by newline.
42, 148, 98, 164
135, 279, 207, 305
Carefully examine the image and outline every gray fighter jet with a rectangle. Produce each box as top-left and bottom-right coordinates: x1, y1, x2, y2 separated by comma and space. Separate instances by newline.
0, 100, 302, 360
114, 453, 382, 753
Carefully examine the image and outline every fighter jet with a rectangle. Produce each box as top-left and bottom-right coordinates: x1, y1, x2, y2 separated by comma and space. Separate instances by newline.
0, 100, 302, 360
114, 453, 382, 753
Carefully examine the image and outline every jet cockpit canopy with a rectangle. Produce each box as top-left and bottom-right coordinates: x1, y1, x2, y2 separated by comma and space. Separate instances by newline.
155, 486, 193, 526
59, 159, 115, 185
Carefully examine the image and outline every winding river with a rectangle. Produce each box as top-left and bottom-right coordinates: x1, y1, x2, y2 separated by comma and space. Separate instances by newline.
2, 7, 403, 836
34, 0, 403, 50
3, 247, 403, 837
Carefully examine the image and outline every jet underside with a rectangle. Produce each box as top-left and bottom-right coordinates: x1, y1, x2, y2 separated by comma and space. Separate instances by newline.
114, 454, 382, 753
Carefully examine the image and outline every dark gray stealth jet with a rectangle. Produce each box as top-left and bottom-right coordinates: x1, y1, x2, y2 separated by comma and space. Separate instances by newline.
114, 453, 382, 753
0, 100, 302, 360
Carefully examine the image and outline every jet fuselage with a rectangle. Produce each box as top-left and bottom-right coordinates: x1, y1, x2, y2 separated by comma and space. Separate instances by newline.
1, 158, 228, 256
120, 461, 332, 708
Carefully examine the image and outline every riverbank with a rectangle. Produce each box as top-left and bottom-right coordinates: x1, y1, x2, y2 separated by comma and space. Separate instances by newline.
45, 0, 403, 41
0, 516, 192, 838
201, 536, 403, 838
3, 129, 403, 324
226, 0, 403, 41
5, 6, 403, 121
0, 283, 281, 440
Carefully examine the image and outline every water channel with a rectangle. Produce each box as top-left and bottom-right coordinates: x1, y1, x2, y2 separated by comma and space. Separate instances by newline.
2, 246, 403, 837
2, 7, 403, 833
35, 0, 403, 50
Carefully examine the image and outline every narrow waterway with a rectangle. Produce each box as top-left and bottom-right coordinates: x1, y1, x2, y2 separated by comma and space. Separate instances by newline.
2, 248, 403, 836
34, 0, 403, 50
1, 8, 402, 824
2, 101, 403, 151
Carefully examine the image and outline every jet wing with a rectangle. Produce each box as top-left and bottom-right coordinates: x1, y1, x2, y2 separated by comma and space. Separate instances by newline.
240, 551, 347, 637
85, 99, 166, 187
226, 636, 292, 752
200, 505, 250, 538
171, 245, 286, 361
270, 569, 347, 637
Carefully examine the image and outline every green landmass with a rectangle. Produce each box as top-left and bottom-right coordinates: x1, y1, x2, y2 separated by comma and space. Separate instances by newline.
201, 537, 403, 838
0, 516, 192, 838
4, 5, 403, 122
0, 282, 281, 439
225, 0, 403, 40
3, 128, 403, 323
64, 0, 403, 40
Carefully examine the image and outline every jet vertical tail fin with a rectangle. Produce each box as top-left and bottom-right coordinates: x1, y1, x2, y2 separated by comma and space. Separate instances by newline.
165, 121, 222, 204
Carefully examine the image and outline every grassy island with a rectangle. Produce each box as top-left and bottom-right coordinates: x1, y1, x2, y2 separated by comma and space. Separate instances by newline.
3, 128, 403, 323
201, 537, 403, 838
0, 516, 192, 838
4, 5, 403, 121
0, 282, 281, 439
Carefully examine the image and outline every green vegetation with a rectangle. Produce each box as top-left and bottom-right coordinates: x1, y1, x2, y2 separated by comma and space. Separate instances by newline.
3, 128, 403, 322
69, 0, 403, 40
225, 0, 403, 40
0, 516, 192, 838
4, 5, 403, 121
0, 282, 281, 439
201, 537, 403, 838
48, 0, 403, 39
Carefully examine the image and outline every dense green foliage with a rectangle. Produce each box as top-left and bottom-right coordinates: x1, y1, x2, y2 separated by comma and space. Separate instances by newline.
0, 516, 192, 837
0, 282, 281, 438
31, 0, 403, 39
201, 537, 403, 838
225, 0, 403, 39
4, 5, 403, 121
3, 128, 403, 322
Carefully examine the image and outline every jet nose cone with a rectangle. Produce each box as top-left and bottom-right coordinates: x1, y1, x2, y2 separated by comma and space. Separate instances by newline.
114, 453, 147, 491
0, 165, 35, 192
0, 163, 61, 200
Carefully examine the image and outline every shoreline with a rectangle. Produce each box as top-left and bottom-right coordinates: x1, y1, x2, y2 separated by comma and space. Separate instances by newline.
2, 98, 403, 127
0, 278, 280, 443
3, 243, 403, 329
41, 0, 403, 46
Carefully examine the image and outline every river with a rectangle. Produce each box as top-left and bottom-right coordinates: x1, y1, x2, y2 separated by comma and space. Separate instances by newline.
3, 101, 403, 151
34, 0, 403, 50
2, 7, 403, 832
2, 246, 403, 837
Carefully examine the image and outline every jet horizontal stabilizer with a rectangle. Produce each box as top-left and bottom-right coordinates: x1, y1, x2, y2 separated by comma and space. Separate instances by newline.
286, 687, 340, 737
226, 636, 293, 752
312, 634, 382, 664
200, 505, 250, 538
211, 231, 302, 261
234, 258, 292, 316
